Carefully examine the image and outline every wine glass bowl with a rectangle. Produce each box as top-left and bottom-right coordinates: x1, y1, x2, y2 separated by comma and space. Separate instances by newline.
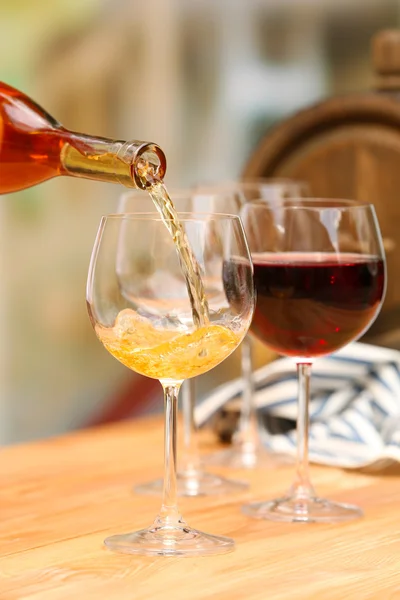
246, 198, 385, 359
239, 198, 385, 523
86, 213, 254, 555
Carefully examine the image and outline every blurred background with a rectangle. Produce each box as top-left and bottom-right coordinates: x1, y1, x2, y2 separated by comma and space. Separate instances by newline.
1, 0, 399, 444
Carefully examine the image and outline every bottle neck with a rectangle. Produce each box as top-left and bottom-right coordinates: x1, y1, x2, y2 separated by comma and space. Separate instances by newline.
60, 132, 166, 190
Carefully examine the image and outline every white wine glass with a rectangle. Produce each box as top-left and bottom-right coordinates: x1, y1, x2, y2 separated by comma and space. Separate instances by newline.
118, 189, 248, 496
86, 213, 254, 555
198, 179, 309, 469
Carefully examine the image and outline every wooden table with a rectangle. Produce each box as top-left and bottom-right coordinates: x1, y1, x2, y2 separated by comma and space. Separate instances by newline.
1, 416, 400, 599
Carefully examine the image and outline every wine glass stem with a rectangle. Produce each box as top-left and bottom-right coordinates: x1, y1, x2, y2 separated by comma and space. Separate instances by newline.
158, 381, 183, 527
236, 336, 259, 451
293, 362, 315, 499
181, 378, 202, 475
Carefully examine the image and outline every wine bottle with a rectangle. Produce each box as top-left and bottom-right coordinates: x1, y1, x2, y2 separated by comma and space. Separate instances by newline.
0, 81, 166, 194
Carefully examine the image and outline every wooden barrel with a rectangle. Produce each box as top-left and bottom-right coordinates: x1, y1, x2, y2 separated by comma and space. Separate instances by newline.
244, 29, 400, 348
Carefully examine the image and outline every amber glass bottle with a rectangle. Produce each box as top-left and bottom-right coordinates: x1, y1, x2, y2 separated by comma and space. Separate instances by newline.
0, 82, 167, 194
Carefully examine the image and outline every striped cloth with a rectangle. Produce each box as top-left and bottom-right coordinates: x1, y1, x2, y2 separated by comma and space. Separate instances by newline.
195, 342, 400, 469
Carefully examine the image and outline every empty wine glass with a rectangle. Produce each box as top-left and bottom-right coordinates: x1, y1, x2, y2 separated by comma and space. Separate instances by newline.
87, 213, 254, 555
117, 189, 248, 496
198, 179, 309, 469
240, 199, 385, 522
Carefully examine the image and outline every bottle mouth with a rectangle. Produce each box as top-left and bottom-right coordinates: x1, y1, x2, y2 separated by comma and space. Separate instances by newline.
133, 143, 167, 190
115, 141, 167, 190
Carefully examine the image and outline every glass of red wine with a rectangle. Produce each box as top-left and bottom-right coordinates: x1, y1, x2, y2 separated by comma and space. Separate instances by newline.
240, 199, 386, 523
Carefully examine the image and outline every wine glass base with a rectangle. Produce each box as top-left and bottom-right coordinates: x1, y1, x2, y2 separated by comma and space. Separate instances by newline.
104, 523, 235, 557
242, 495, 363, 523
204, 446, 293, 470
134, 471, 248, 497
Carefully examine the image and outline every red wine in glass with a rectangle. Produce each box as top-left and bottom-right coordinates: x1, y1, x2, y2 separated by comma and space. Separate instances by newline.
240, 199, 386, 524
250, 252, 385, 358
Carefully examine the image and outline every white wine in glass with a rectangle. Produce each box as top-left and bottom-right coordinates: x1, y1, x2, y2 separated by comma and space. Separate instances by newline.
86, 213, 254, 555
